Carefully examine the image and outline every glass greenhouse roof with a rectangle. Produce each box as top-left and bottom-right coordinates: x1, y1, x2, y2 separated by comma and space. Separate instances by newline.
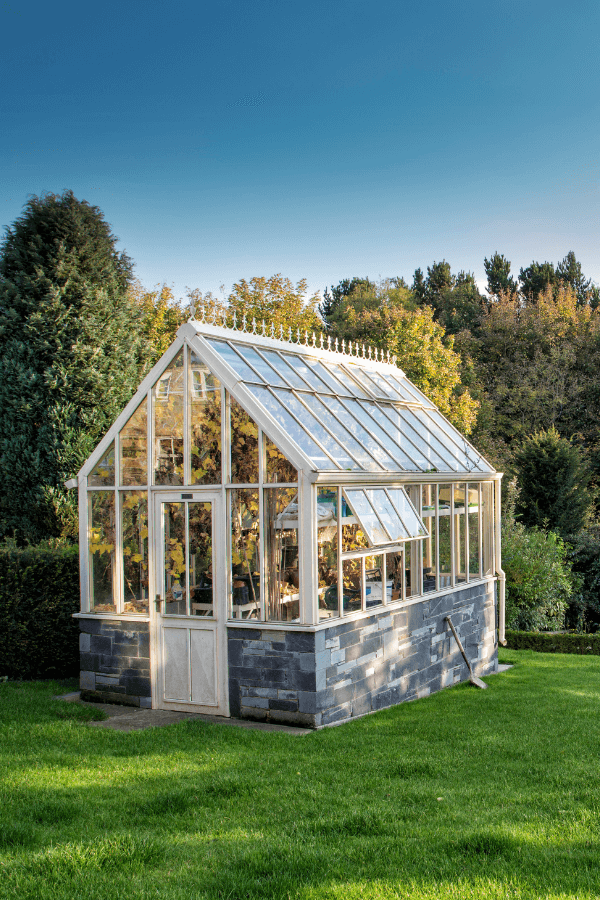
194, 329, 494, 476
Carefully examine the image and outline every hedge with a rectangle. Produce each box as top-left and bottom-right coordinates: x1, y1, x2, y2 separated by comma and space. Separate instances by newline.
505, 629, 600, 655
0, 542, 80, 679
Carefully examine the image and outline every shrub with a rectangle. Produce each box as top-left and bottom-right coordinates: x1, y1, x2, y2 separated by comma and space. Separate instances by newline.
0, 541, 80, 679
505, 630, 600, 654
502, 516, 572, 631
564, 527, 600, 632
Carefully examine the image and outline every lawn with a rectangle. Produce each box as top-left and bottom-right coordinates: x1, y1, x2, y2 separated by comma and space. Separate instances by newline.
2, 649, 600, 899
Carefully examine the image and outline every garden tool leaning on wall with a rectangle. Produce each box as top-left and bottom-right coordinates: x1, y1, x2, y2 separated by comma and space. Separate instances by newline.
445, 615, 488, 689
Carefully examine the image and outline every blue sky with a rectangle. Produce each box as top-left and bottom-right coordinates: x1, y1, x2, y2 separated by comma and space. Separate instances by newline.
2, 0, 599, 302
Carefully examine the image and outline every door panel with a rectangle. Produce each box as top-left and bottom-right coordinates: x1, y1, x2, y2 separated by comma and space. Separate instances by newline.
154, 490, 228, 714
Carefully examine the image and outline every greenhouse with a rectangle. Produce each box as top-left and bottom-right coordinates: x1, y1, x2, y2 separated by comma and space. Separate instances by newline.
75, 314, 504, 727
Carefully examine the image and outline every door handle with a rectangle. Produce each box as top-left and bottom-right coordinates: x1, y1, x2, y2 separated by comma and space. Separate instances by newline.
155, 594, 162, 613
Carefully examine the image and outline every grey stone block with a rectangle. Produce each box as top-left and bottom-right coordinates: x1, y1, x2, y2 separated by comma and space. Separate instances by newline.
242, 696, 269, 709
78, 618, 105, 635
228, 627, 262, 640
138, 633, 150, 657
269, 698, 298, 712
79, 633, 91, 652
79, 670, 95, 690
240, 705, 268, 722
79, 652, 100, 671
298, 691, 317, 714
278, 689, 298, 700
113, 642, 139, 658
321, 705, 349, 726
122, 676, 151, 696
139, 697, 152, 709
90, 635, 112, 654
268, 709, 316, 727
285, 631, 315, 653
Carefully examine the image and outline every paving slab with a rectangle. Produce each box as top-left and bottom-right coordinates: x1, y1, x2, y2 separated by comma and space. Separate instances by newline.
497, 664, 514, 673
54, 693, 311, 735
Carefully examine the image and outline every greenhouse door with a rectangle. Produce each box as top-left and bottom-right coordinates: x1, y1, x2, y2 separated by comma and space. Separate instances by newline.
153, 491, 228, 715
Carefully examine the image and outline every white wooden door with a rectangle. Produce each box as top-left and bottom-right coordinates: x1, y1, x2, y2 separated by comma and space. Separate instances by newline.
153, 491, 228, 714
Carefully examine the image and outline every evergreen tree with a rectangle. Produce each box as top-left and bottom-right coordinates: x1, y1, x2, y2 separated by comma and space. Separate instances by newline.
555, 251, 593, 305
0, 191, 148, 543
513, 428, 595, 537
518, 260, 556, 300
484, 251, 516, 298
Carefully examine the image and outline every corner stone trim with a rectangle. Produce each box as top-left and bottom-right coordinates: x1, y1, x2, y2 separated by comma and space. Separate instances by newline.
227, 581, 498, 728
78, 618, 151, 708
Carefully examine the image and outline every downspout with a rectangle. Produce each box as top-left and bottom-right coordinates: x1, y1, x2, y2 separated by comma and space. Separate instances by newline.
494, 477, 506, 646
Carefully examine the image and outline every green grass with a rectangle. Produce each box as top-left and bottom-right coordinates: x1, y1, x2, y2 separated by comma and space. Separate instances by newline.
2, 652, 600, 899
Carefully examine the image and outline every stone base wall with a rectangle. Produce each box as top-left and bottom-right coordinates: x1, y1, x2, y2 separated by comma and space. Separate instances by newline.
78, 617, 151, 707
227, 580, 497, 728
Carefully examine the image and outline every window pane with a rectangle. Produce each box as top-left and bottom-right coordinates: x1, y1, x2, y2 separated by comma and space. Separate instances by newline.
264, 487, 299, 622
120, 399, 148, 486
88, 490, 116, 613
154, 350, 184, 485
122, 491, 148, 614
265, 435, 297, 483
189, 501, 213, 616
342, 365, 386, 399
342, 398, 418, 470
405, 540, 415, 598
438, 486, 452, 588
319, 395, 400, 470
249, 385, 336, 469
282, 354, 332, 391
190, 352, 221, 484
206, 339, 264, 383
365, 554, 384, 609
327, 363, 371, 398
260, 349, 311, 389
396, 407, 459, 471
344, 489, 390, 544
482, 482, 495, 576
383, 370, 432, 405
468, 483, 480, 579
424, 408, 490, 472
90, 442, 115, 487
454, 483, 467, 584
360, 368, 403, 400
386, 488, 427, 538
317, 487, 339, 621
342, 558, 362, 615
230, 396, 259, 483
421, 485, 437, 593
298, 393, 383, 471
230, 489, 261, 619
386, 549, 403, 603
163, 502, 187, 615
364, 489, 405, 542
361, 402, 443, 471
235, 345, 289, 387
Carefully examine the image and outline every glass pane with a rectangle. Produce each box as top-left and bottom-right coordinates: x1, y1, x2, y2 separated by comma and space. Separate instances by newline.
454, 483, 467, 584
342, 365, 386, 399
88, 491, 116, 612
260, 349, 312, 389
122, 491, 149, 614
383, 370, 432, 405
264, 487, 299, 622
468, 483, 480, 579
343, 558, 362, 615
163, 502, 187, 615
230, 396, 259, 483
425, 408, 491, 472
282, 354, 332, 391
89, 442, 115, 487
235, 345, 289, 387
421, 485, 437, 593
482, 482, 495, 576
319, 395, 401, 470
360, 368, 403, 400
154, 350, 184, 485
405, 540, 415, 598
360, 402, 440, 471
438, 485, 452, 588
268, 387, 360, 469
364, 489, 405, 542
190, 352, 221, 484
206, 339, 264, 383
395, 407, 459, 472
327, 363, 371, 398
230, 489, 261, 619
317, 487, 339, 621
299, 394, 383, 471
344, 490, 390, 545
365, 554, 384, 609
189, 502, 213, 616
341, 398, 417, 470
265, 435, 297, 483
305, 359, 355, 395
385, 550, 403, 603
120, 399, 148, 486
249, 385, 336, 469
386, 488, 427, 538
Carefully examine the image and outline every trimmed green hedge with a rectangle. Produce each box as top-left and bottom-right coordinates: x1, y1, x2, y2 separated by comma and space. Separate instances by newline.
0, 543, 80, 679
506, 629, 600, 655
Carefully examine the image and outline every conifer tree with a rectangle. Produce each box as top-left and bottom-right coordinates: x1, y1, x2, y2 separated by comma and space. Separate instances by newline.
0, 191, 148, 542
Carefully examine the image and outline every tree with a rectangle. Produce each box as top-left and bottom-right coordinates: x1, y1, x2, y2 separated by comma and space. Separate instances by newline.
129, 281, 186, 364
224, 274, 323, 335
484, 251, 517, 298
320, 277, 375, 327
555, 251, 594, 305
412, 261, 485, 334
518, 260, 556, 300
512, 427, 595, 537
0, 191, 148, 543
323, 278, 478, 434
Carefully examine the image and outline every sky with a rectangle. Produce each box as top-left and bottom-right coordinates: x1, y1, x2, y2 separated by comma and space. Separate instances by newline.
1, 0, 599, 303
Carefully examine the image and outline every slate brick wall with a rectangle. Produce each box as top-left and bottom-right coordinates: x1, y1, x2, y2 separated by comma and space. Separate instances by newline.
78, 617, 151, 707
227, 580, 497, 728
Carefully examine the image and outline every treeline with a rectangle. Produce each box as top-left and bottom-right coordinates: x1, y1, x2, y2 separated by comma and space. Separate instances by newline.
1, 190, 599, 631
